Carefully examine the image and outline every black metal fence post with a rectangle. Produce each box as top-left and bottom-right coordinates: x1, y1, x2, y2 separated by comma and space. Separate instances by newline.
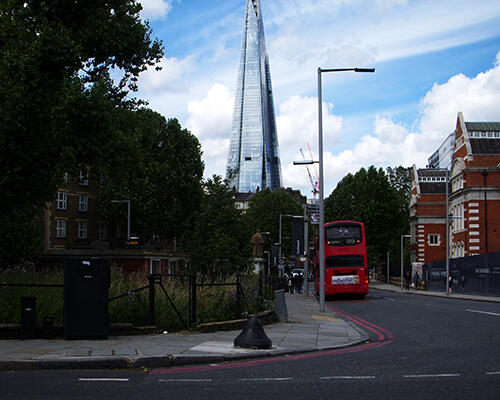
236, 275, 242, 317
258, 270, 263, 298
148, 274, 155, 326
189, 274, 196, 327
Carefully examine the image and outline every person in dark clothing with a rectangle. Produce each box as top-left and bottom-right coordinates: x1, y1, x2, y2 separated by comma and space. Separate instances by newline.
413, 272, 420, 290
448, 274, 453, 294
297, 273, 304, 293
405, 271, 411, 290
290, 274, 297, 294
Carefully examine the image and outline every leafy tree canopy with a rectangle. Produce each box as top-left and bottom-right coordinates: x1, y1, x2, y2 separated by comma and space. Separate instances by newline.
324, 166, 410, 269
0, 1, 163, 265
180, 176, 252, 281
99, 111, 204, 242
244, 188, 304, 257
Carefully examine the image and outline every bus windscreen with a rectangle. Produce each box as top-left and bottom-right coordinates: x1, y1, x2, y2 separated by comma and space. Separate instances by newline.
326, 225, 362, 246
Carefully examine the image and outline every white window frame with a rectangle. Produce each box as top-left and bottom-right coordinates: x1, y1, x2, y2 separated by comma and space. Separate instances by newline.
79, 170, 89, 186
56, 191, 67, 210
428, 234, 441, 246
98, 223, 108, 241
150, 258, 161, 274
78, 194, 88, 212
56, 219, 66, 238
168, 259, 178, 274
77, 221, 88, 239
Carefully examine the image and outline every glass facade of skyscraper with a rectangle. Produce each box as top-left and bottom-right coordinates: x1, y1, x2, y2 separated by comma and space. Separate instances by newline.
226, 0, 282, 192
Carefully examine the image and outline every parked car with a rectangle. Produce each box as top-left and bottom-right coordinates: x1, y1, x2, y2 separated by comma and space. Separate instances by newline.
291, 268, 304, 277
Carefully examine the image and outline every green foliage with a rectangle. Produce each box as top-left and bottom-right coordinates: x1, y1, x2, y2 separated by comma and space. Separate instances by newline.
244, 188, 304, 257
99, 112, 204, 241
180, 176, 253, 280
324, 166, 410, 269
0, 269, 269, 332
0, 1, 163, 266
0, 267, 64, 325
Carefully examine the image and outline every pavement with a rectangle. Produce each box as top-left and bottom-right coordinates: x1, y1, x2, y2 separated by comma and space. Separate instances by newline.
370, 280, 500, 303
0, 289, 368, 371
1, 282, 497, 371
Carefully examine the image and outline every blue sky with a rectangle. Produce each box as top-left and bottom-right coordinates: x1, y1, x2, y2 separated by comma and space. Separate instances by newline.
136, 0, 500, 197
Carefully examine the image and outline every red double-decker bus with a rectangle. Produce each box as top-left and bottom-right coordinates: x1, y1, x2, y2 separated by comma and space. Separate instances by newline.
315, 220, 369, 298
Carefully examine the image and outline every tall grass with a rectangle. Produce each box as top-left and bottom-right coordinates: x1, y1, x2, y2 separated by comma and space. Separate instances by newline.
0, 266, 64, 326
1, 268, 271, 332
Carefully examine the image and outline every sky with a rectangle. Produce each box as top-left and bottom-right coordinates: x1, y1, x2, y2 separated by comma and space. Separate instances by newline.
134, 0, 500, 197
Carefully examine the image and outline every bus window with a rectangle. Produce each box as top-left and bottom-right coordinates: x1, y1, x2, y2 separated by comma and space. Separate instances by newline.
326, 225, 362, 246
326, 255, 365, 268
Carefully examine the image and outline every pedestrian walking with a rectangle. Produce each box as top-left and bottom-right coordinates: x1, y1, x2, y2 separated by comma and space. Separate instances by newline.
413, 272, 420, 290
297, 273, 304, 294
291, 274, 299, 294
290, 274, 296, 294
405, 271, 411, 290
448, 274, 453, 294
285, 273, 292, 293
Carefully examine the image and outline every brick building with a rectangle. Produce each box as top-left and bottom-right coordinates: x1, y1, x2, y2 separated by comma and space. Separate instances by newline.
41, 168, 183, 274
449, 113, 500, 257
409, 112, 500, 265
409, 168, 448, 264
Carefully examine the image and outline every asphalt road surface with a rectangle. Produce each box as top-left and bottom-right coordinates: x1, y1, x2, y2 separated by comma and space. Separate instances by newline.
2, 288, 499, 400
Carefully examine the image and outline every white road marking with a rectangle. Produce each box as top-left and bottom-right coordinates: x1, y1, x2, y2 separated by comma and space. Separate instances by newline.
486, 371, 500, 375
238, 378, 292, 382
466, 309, 500, 317
320, 376, 376, 380
404, 374, 460, 378
78, 378, 129, 382
158, 379, 213, 382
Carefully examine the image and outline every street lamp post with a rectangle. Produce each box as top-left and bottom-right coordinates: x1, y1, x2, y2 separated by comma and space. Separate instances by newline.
111, 199, 131, 241
317, 67, 375, 312
400, 234, 412, 290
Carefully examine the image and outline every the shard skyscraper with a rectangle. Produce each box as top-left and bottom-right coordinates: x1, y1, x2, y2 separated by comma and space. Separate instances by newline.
226, 0, 282, 192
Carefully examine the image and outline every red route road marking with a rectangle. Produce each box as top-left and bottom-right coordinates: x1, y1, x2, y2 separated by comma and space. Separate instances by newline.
150, 304, 394, 375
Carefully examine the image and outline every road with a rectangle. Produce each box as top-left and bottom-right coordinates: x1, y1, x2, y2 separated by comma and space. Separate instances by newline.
2, 288, 499, 399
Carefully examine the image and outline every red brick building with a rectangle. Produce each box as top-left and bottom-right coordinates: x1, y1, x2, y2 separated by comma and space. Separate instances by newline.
449, 113, 500, 258
409, 168, 448, 264
41, 168, 183, 274
409, 112, 500, 265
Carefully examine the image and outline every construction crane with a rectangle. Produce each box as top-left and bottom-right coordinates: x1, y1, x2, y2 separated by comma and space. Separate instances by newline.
300, 147, 319, 199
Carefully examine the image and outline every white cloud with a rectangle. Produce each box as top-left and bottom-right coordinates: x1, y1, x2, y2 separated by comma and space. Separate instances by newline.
139, 0, 172, 21
139, 56, 195, 93
185, 84, 234, 179
419, 62, 500, 139
186, 84, 233, 140
315, 53, 500, 195
277, 95, 342, 192
376, 0, 408, 11
277, 96, 343, 150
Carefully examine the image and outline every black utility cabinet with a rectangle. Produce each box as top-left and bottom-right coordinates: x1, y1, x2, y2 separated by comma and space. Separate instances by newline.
20, 297, 37, 339
64, 258, 110, 340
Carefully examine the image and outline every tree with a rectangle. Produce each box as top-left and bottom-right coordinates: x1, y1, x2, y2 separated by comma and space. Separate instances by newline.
386, 166, 413, 273
244, 189, 304, 258
180, 176, 252, 280
99, 111, 204, 242
0, 1, 163, 265
324, 166, 408, 269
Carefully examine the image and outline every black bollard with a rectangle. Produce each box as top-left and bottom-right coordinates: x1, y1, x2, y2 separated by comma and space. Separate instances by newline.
234, 315, 272, 349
